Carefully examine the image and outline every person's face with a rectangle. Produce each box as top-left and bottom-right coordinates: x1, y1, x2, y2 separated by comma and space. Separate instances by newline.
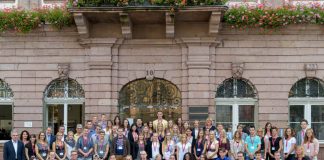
194, 121, 199, 128
184, 122, 189, 128
286, 129, 291, 136
125, 156, 132, 160
31, 137, 36, 142
185, 154, 190, 160
153, 134, 158, 141
49, 152, 55, 158
271, 129, 278, 137
168, 121, 173, 127
255, 154, 261, 160
108, 121, 113, 127
140, 152, 147, 159
23, 132, 28, 139
274, 153, 280, 160
68, 133, 73, 139
157, 112, 163, 119
156, 155, 162, 160
132, 125, 137, 131
124, 120, 129, 127
39, 133, 45, 141
143, 126, 149, 132
11, 132, 18, 141
181, 135, 187, 142
77, 127, 82, 133
306, 130, 312, 138
169, 156, 176, 160
71, 152, 78, 160
139, 134, 144, 140
199, 131, 204, 137
87, 122, 93, 129
46, 128, 52, 134
209, 131, 215, 139
166, 133, 171, 140
100, 133, 105, 139
101, 115, 106, 121
59, 127, 65, 133
137, 119, 142, 126
178, 118, 182, 124
186, 130, 192, 136
250, 128, 255, 136
57, 133, 63, 139
295, 147, 302, 155
206, 120, 211, 125
115, 117, 120, 123
217, 125, 223, 132
112, 126, 117, 132
149, 122, 153, 128
266, 123, 271, 130
219, 151, 226, 158
257, 130, 263, 137
237, 153, 244, 160
235, 132, 240, 138
83, 129, 89, 135
173, 126, 178, 132
118, 129, 123, 137
237, 126, 242, 132
300, 121, 307, 129
92, 116, 98, 123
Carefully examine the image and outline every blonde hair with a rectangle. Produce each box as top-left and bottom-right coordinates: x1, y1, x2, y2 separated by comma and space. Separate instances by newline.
303, 128, 315, 143
220, 130, 227, 144
295, 145, 305, 157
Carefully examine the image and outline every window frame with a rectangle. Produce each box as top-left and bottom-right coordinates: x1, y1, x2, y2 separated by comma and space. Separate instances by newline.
0, 0, 17, 9
289, 97, 324, 143
0, 79, 13, 142
215, 97, 258, 133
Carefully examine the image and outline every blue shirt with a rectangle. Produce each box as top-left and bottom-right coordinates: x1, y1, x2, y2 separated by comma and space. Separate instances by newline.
216, 156, 230, 160
245, 135, 261, 153
77, 136, 94, 158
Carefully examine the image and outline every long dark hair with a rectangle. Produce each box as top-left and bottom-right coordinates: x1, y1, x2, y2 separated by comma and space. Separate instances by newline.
183, 152, 195, 160
264, 122, 272, 136
113, 115, 121, 126
20, 130, 30, 141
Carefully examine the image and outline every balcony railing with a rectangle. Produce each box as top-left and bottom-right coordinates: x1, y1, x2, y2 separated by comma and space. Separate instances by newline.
70, 0, 227, 7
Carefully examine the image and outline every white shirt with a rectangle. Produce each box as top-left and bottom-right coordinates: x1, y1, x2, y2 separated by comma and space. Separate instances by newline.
12, 140, 18, 159
284, 137, 296, 154
152, 142, 160, 159
194, 128, 199, 139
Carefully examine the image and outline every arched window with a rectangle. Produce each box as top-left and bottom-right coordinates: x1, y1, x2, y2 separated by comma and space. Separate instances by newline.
44, 78, 84, 134
215, 78, 258, 133
119, 78, 181, 122
289, 78, 324, 141
0, 79, 13, 140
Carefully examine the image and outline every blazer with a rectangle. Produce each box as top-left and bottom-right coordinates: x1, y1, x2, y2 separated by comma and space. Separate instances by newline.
46, 134, 56, 149
3, 140, 26, 160
145, 140, 162, 159
296, 130, 305, 146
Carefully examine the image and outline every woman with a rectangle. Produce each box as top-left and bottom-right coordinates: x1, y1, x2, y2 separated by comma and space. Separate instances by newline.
295, 145, 310, 160
230, 131, 244, 160
267, 126, 283, 160
148, 121, 154, 135
206, 130, 219, 160
264, 122, 272, 160
203, 118, 216, 132
302, 128, 319, 160
94, 130, 109, 160
123, 119, 130, 138
25, 134, 37, 160
236, 124, 248, 141
136, 133, 146, 160
205, 129, 210, 142
143, 126, 151, 142
128, 124, 139, 159
284, 127, 296, 160
156, 123, 165, 143
155, 154, 163, 160
162, 132, 175, 160
181, 121, 190, 134
35, 131, 49, 160
47, 151, 56, 160
105, 120, 113, 135
194, 129, 206, 159
65, 131, 75, 160
176, 134, 191, 160
257, 128, 265, 157
184, 152, 195, 160
168, 120, 174, 133
52, 132, 68, 160
218, 130, 230, 157
113, 115, 121, 128
177, 118, 183, 130
20, 130, 30, 146
172, 125, 180, 144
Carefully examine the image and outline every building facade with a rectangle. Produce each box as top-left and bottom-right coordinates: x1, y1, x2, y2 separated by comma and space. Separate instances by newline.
1, 0, 324, 159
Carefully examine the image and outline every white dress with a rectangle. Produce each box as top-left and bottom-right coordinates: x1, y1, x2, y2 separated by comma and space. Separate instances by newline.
163, 141, 175, 160
177, 142, 191, 160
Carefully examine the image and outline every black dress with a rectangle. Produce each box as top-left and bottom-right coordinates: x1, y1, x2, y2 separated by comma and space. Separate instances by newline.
269, 137, 282, 160
25, 141, 36, 159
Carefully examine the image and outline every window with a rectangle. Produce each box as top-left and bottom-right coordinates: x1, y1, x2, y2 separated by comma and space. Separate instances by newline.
44, 78, 84, 134
0, 79, 13, 140
289, 78, 324, 141
215, 78, 257, 132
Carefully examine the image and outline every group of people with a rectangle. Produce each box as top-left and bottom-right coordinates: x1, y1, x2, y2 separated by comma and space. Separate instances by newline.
2, 111, 320, 160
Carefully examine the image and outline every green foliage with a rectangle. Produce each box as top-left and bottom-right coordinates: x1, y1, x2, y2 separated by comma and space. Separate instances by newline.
0, 8, 73, 33
224, 5, 324, 30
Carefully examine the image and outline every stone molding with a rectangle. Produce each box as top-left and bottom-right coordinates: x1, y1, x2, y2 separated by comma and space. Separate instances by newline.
119, 13, 132, 39
57, 63, 70, 80
73, 13, 89, 38
231, 62, 244, 78
209, 11, 222, 36
304, 63, 318, 78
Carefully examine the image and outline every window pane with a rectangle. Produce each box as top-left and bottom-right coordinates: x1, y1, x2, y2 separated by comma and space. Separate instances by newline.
311, 105, 324, 140
239, 105, 254, 122
289, 105, 304, 132
216, 105, 232, 123
0, 105, 12, 140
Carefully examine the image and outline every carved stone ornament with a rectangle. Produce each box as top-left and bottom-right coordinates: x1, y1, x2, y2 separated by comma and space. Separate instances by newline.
58, 63, 70, 80
232, 62, 244, 78
304, 63, 318, 77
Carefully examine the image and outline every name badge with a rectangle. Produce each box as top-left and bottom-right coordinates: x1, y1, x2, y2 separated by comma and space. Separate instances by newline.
197, 148, 201, 152
83, 146, 87, 150
42, 153, 47, 157
118, 146, 123, 150
59, 152, 64, 156
272, 147, 275, 151
99, 150, 104, 154
251, 146, 255, 150
307, 149, 311, 153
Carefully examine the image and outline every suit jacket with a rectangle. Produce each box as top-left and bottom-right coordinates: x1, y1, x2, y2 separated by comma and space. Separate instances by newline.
296, 130, 306, 146
3, 140, 26, 160
153, 119, 168, 131
145, 140, 162, 159
46, 134, 56, 149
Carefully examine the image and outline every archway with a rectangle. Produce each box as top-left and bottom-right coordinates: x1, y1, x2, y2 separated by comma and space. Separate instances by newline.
0, 79, 13, 140
118, 78, 181, 123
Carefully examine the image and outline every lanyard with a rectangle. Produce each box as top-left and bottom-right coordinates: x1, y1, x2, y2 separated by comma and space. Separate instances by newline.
272, 137, 277, 147
182, 143, 186, 152
82, 137, 88, 147
99, 140, 105, 151
250, 136, 254, 146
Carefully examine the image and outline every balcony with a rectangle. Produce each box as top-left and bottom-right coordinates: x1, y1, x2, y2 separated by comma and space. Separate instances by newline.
68, 0, 227, 38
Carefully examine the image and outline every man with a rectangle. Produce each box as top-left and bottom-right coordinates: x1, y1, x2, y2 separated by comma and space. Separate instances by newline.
245, 125, 261, 160
3, 129, 25, 160
139, 151, 148, 160
92, 115, 98, 129
76, 128, 94, 160
91, 125, 102, 144
237, 151, 245, 160
274, 151, 281, 160
98, 114, 107, 130
136, 118, 143, 133
255, 151, 264, 160
216, 124, 224, 139
86, 120, 96, 137
70, 150, 78, 160
46, 127, 56, 149
74, 124, 83, 142
111, 128, 130, 160
296, 119, 308, 145
153, 111, 168, 131
216, 148, 230, 160
192, 120, 200, 140
58, 125, 67, 141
